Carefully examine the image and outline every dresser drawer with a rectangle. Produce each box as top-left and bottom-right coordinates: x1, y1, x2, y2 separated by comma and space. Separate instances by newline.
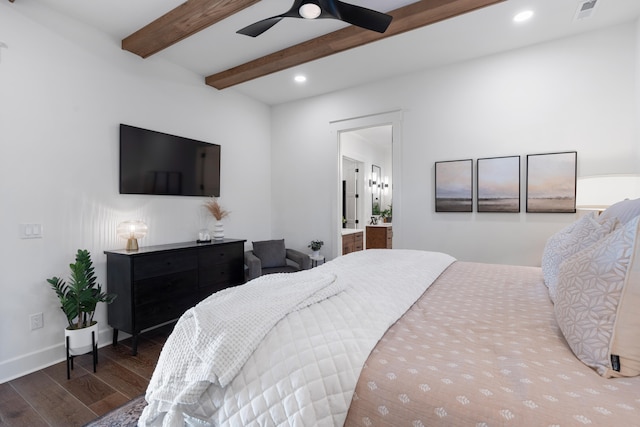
342, 231, 364, 255
342, 236, 354, 255
134, 270, 198, 305
133, 251, 197, 280
135, 294, 195, 331
200, 260, 244, 288
354, 232, 364, 251
199, 280, 242, 300
198, 243, 242, 267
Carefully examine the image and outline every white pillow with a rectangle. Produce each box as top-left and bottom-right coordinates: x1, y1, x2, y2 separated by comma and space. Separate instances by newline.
555, 216, 640, 378
541, 213, 592, 289
545, 214, 618, 303
600, 198, 640, 225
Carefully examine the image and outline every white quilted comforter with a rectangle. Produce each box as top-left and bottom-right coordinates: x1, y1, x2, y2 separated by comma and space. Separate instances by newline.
140, 249, 456, 426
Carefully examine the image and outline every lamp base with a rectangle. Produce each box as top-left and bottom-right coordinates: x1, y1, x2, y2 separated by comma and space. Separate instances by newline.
125, 238, 139, 251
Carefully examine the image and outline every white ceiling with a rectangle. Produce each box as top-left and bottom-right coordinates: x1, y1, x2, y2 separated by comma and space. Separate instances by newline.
21, 0, 640, 105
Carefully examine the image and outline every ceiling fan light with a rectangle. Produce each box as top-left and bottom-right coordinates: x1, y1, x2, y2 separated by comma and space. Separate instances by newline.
299, 3, 321, 19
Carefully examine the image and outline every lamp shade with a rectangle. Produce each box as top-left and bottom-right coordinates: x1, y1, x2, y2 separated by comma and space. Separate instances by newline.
576, 174, 640, 211
116, 220, 148, 251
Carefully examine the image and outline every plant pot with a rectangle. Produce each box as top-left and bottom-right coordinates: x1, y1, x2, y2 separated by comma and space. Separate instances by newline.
65, 321, 99, 356
312, 250, 320, 257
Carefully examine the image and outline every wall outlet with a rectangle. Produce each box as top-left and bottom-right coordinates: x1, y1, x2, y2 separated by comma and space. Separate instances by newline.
30, 312, 44, 330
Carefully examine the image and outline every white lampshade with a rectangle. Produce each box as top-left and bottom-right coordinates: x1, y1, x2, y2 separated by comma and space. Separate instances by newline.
116, 220, 148, 251
576, 174, 640, 211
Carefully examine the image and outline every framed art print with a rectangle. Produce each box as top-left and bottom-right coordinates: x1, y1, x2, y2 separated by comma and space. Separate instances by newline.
435, 159, 473, 212
477, 155, 520, 213
526, 151, 577, 213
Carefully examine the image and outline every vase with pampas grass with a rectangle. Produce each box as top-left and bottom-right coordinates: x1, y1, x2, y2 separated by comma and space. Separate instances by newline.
204, 198, 230, 240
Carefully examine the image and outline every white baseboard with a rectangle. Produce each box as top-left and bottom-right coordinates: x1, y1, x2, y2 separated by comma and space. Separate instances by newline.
0, 327, 119, 383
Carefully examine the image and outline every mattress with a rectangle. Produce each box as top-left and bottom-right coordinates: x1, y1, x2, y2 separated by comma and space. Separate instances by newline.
345, 261, 640, 426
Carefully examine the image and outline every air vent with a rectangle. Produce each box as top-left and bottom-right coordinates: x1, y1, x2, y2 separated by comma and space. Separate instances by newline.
574, 0, 599, 21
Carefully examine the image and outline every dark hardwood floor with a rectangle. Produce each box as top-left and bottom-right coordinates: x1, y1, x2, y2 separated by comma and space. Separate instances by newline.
0, 325, 173, 427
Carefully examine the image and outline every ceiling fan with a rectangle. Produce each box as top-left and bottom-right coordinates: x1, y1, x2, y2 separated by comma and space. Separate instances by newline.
237, 0, 393, 37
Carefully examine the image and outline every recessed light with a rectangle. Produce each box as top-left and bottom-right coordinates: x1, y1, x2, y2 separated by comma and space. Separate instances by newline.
294, 75, 307, 83
513, 10, 534, 23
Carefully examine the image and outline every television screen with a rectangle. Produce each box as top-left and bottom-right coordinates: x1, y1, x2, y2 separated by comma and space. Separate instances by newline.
119, 124, 220, 197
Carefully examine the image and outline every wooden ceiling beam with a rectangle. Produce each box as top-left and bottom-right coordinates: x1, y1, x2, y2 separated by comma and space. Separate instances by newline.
122, 0, 260, 58
206, 0, 506, 89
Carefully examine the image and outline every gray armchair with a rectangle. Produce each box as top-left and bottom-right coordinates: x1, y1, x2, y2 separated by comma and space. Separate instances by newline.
245, 239, 311, 281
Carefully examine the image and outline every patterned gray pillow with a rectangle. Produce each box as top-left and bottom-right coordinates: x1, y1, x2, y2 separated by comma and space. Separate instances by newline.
555, 216, 640, 378
545, 214, 618, 303
541, 214, 586, 288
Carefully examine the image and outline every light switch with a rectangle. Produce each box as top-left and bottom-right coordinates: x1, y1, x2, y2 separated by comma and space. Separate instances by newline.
20, 223, 43, 239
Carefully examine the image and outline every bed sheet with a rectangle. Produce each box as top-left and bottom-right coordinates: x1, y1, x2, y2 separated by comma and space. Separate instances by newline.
345, 261, 640, 426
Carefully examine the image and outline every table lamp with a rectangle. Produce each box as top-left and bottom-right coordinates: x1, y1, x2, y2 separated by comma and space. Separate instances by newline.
117, 220, 148, 251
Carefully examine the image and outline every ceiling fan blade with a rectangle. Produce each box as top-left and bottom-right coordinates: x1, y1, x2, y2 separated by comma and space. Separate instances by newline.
237, 0, 307, 37
237, 16, 286, 37
328, 0, 392, 33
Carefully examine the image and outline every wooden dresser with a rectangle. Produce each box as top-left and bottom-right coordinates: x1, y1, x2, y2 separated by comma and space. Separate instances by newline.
366, 224, 393, 249
105, 239, 245, 354
342, 230, 364, 255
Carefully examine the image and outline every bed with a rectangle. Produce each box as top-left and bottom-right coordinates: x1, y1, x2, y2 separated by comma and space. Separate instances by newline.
139, 200, 640, 426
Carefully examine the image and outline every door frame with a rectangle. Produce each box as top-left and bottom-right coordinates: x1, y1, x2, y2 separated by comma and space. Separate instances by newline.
331, 110, 403, 258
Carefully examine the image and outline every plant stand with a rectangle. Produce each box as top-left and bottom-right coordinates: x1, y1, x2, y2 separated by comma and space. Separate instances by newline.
65, 326, 98, 379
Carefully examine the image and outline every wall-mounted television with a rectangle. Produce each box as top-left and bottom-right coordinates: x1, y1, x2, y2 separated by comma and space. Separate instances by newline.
119, 124, 220, 197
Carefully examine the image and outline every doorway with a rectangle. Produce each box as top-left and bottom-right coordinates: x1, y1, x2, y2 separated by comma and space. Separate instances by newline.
331, 110, 402, 258
339, 124, 394, 250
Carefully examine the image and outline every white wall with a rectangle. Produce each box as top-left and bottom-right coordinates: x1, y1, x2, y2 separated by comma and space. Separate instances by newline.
0, 4, 272, 381
272, 22, 639, 265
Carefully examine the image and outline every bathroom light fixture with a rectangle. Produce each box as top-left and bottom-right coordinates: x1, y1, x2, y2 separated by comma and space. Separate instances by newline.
117, 220, 148, 251
294, 74, 307, 83
299, 2, 321, 19
513, 10, 534, 23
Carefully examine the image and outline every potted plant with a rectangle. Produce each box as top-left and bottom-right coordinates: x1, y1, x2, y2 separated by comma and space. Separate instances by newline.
308, 240, 324, 257
47, 249, 116, 358
380, 204, 393, 223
